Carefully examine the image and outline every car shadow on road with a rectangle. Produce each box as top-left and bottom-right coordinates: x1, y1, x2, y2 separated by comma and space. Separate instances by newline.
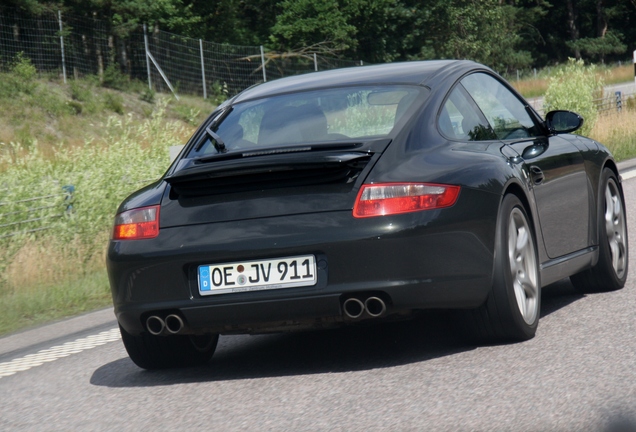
90, 278, 584, 388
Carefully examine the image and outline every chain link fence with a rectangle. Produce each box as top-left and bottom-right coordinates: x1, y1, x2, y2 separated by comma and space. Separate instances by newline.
0, 7, 364, 98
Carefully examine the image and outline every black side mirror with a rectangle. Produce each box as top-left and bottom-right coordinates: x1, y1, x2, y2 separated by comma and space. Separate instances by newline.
545, 110, 584, 134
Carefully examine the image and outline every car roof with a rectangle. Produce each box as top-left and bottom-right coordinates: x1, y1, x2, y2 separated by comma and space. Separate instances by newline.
233, 60, 485, 103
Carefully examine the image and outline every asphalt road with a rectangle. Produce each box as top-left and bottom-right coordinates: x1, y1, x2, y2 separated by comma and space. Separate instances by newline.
2, 166, 636, 431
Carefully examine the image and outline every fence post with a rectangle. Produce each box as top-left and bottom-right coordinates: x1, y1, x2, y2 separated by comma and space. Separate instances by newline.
199, 39, 207, 99
314, 53, 318, 72
616, 91, 622, 112
260, 46, 267, 82
143, 24, 152, 90
633, 50, 636, 89
58, 11, 67, 84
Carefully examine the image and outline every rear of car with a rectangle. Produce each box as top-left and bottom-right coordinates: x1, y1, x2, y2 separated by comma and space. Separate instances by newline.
107, 79, 497, 338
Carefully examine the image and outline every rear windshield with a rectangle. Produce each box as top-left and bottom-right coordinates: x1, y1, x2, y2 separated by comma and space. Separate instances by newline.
188, 85, 424, 156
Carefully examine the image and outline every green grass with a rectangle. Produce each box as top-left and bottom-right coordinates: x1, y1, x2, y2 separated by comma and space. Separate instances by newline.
0, 271, 111, 335
511, 63, 633, 99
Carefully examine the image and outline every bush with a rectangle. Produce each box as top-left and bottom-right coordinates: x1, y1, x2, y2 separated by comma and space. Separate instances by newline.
209, 80, 228, 105
102, 63, 129, 91
10, 52, 38, 94
140, 87, 156, 104
543, 58, 603, 136
103, 92, 124, 114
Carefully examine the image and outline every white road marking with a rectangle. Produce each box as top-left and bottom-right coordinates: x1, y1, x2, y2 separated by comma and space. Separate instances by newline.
621, 170, 636, 181
0, 328, 120, 379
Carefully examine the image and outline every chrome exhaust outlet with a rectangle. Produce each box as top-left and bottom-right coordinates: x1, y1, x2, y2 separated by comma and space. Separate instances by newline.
146, 315, 165, 335
365, 297, 386, 318
343, 298, 365, 319
165, 314, 185, 334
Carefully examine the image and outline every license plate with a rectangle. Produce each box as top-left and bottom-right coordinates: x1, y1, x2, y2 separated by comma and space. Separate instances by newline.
198, 255, 317, 296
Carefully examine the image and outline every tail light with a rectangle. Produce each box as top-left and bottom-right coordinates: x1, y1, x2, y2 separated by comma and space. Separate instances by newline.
112, 205, 160, 240
353, 183, 460, 218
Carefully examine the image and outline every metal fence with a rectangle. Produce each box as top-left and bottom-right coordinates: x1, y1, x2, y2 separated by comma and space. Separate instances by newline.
0, 7, 364, 98
0, 183, 74, 240
595, 91, 634, 114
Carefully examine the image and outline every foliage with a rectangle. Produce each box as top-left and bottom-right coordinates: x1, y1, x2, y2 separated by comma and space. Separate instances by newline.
10, 52, 38, 94
0, 99, 188, 328
140, 87, 156, 104
543, 58, 604, 137
417, 1, 533, 71
567, 31, 627, 62
208, 81, 228, 106
590, 110, 636, 162
270, 0, 358, 52
102, 63, 130, 91
103, 92, 125, 114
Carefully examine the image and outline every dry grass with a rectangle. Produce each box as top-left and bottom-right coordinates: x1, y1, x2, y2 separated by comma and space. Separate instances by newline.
511, 78, 549, 99
511, 63, 633, 99
604, 64, 634, 85
589, 109, 636, 161
4, 235, 107, 294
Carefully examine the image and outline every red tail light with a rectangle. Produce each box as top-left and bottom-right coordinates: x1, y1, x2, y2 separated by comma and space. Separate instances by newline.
353, 183, 460, 218
113, 206, 160, 240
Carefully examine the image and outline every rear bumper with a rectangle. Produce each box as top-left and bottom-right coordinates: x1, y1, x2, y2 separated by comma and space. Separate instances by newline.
107, 190, 499, 335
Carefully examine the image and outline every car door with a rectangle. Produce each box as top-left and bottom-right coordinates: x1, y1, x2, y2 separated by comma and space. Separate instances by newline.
456, 72, 590, 259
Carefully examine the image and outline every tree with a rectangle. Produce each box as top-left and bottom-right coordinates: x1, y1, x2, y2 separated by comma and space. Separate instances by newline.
270, 0, 356, 52
413, 0, 533, 72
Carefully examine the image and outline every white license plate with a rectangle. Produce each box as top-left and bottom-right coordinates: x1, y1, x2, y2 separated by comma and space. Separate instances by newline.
198, 255, 317, 296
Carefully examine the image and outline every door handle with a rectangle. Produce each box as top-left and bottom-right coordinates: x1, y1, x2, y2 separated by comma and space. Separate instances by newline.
530, 166, 544, 185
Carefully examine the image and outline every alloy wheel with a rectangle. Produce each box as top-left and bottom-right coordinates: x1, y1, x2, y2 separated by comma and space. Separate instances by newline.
604, 179, 627, 279
508, 208, 539, 325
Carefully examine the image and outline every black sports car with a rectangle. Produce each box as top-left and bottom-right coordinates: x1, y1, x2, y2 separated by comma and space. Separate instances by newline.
107, 60, 628, 369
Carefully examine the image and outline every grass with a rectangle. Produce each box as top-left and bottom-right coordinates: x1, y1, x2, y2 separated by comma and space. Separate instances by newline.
0, 271, 111, 335
511, 64, 633, 99
0, 57, 210, 336
590, 108, 636, 161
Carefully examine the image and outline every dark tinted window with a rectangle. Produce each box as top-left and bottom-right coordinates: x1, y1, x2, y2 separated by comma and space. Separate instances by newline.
461, 73, 541, 140
188, 85, 425, 157
439, 85, 496, 141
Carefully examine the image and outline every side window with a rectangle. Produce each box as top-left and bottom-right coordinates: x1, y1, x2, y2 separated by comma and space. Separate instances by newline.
461, 73, 541, 140
439, 85, 497, 141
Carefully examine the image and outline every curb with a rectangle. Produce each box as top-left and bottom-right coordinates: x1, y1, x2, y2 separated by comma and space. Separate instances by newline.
618, 158, 636, 173
0, 307, 116, 359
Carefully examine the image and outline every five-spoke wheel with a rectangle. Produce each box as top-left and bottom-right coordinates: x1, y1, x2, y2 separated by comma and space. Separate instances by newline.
571, 168, 628, 293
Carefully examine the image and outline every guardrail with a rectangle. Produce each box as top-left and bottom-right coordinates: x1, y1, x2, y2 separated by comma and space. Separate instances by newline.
0, 184, 74, 240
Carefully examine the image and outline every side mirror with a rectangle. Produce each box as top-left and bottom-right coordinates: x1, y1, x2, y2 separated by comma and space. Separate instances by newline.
545, 110, 584, 134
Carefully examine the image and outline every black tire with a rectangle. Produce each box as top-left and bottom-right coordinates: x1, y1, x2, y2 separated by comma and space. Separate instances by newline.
570, 168, 628, 293
464, 194, 541, 343
119, 325, 219, 370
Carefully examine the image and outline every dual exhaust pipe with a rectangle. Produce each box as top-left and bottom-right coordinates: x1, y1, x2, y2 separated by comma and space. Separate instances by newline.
343, 296, 387, 320
146, 314, 185, 336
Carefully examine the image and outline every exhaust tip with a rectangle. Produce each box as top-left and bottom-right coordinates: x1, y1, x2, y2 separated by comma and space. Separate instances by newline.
165, 314, 185, 334
343, 298, 365, 319
365, 297, 386, 317
146, 315, 165, 335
